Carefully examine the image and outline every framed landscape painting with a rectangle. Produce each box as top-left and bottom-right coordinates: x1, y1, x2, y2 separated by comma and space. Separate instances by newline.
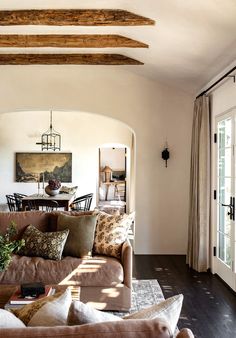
15, 153, 72, 182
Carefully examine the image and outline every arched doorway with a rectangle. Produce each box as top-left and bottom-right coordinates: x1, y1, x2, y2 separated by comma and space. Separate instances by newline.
98, 145, 128, 214
0, 110, 135, 217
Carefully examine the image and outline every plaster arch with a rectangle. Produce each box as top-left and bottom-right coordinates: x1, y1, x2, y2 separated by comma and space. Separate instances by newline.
0, 66, 193, 255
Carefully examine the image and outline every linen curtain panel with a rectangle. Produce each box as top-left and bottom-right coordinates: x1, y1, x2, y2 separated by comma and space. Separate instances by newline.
187, 95, 210, 272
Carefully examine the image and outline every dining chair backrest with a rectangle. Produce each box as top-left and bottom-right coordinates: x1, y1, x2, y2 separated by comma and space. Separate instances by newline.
27, 199, 59, 212
6, 195, 17, 212
14, 193, 27, 211
71, 193, 93, 211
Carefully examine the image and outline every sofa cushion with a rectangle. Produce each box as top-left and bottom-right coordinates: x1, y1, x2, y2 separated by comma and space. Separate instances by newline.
93, 211, 133, 259
0, 309, 26, 328
18, 225, 69, 260
123, 294, 183, 335
28, 288, 71, 327
57, 214, 97, 258
11, 290, 64, 325
0, 211, 52, 239
0, 318, 172, 338
68, 300, 122, 325
49, 211, 94, 231
0, 211, 94, 237
0, 254, 123, 286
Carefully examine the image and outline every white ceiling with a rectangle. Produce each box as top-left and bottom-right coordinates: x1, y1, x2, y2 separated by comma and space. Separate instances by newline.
0, 0, 236, 94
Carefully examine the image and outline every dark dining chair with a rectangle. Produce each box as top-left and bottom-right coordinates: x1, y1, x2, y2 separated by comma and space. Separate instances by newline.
70, 193, 93, 211
6, 195, 17, 211
14, 193, 27, 211
27, 199, 59, 212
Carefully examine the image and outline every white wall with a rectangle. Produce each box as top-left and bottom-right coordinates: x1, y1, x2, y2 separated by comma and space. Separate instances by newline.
100, 148, 125, 171
0, 66, 193, 254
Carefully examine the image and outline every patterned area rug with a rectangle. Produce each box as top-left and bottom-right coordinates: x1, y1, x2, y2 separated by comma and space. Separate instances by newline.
111, 279, 179, 336
112, 279, 165, 317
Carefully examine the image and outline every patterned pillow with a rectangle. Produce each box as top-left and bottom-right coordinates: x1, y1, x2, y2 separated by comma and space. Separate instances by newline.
60, 186, 78, 194
93, 211, 134, 259
18, 225, 69, 260
11, 290, 64, 325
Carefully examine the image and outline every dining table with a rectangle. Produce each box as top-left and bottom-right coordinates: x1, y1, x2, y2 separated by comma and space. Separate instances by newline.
22, 193, 75, 211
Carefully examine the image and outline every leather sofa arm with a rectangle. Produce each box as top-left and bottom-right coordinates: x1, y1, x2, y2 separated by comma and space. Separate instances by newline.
121, 240, 133, 289
176, 328, 195, 338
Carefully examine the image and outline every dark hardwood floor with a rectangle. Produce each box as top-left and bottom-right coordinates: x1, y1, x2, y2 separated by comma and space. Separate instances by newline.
133, 255, 236, 338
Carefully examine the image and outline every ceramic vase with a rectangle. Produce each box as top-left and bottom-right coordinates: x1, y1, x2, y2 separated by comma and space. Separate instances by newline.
45, 185, 60, 196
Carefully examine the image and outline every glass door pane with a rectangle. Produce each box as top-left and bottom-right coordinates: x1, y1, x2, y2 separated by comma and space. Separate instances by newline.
217, 118, 232, 268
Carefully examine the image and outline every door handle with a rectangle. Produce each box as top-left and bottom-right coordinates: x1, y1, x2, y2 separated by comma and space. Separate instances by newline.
221, 197, 235, 220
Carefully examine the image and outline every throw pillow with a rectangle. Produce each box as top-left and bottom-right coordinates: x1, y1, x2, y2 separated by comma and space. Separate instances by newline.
0, 309, 26, 328
11, 290, 64, 325
67, 300, 122, 325
57, 214, 97, 258
28, 288, 72, 327
123, 294, 183, 335
60, 186, 78, 194
18, 224, 69, 260
93, 211, 134, 259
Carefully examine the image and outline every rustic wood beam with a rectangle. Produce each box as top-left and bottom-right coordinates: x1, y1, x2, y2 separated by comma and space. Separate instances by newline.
0, 34, 148, 48
0, 10, 155, 26
0, 54, 143, 65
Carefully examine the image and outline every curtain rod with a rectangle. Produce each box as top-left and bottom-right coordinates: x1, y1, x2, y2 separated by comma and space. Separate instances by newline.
196, 65, 236, 99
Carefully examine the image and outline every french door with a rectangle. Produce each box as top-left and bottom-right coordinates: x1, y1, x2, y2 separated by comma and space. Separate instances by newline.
215, 111, 236, 290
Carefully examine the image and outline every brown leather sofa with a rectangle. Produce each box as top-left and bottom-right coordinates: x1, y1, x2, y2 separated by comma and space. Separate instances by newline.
0, 318, 194, 338
0, 211, 132, 311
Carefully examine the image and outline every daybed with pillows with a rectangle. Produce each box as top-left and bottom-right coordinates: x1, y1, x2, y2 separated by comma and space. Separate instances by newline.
0, 210, 133, 311
0, 287, 195, 337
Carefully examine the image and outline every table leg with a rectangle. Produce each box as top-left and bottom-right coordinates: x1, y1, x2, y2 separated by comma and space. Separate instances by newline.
65, 201, 69, 211
105, 184, 110, 201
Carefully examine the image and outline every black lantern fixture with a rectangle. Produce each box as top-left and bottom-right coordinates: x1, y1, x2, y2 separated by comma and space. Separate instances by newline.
162, 142, 170, 168
36, 111, 61, 151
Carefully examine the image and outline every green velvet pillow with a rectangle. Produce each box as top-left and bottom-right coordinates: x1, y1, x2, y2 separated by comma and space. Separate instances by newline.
57, 214, 97, 258
18, 225, 69, 261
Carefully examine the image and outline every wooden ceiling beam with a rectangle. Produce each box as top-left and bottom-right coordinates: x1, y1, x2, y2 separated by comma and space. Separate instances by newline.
0, 34, 148, 48
0, 9, 155, 26
0, 54, 143, 65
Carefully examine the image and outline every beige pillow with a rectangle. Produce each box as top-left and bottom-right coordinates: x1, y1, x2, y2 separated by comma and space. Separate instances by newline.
93, 211, 134, 259
67, 300, 122, 325
18, 224, 69, 260
57, 214, 97, 258
123, 294, 183, 335
0, 309, 26, 328
60, 186, 78, 194
28, 288, 72, 327
11, 290, 64, 325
